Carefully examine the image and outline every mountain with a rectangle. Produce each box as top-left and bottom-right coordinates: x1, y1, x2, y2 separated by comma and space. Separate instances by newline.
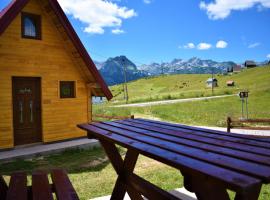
95, 56, 237, 85
97, 56, 147, 86
138, 57, 237, 76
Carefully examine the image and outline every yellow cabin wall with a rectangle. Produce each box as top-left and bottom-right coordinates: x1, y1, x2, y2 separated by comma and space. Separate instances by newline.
0, 0, 92, 149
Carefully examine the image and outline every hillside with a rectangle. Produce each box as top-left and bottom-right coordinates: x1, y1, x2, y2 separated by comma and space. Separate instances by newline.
94, 66, 270, 127
110, 65, 270, 104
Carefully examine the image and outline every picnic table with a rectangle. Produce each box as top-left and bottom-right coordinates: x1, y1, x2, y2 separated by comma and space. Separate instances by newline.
78, 118, 270, 200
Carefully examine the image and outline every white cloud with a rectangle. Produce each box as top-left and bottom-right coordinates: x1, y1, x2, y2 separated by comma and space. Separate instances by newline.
143, 0, 152, 4
248, 42, 260, 48
197, 43, 212, 50
58, 0, 137, 34
112, 29, 125, 34
216, 40, 228, 48
267, 54, 270, 59
182, 43, 196, 49
200, 0, 270, 20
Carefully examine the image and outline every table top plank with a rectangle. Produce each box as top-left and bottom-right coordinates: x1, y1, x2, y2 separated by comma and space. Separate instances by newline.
32, 171, 53, 200
108, 120, 270, 166
78, 123, 261, 192
136, 118, 270, 143
93, 122, 270, 181
134, 119, 270, 150
116, 121, 270, 166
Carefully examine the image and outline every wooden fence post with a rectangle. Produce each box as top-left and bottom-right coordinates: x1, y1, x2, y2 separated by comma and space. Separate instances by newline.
227, 117, 231, 133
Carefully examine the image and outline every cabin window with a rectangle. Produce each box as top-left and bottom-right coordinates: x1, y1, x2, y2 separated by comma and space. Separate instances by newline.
60, 81, 76, 98
21, 12, 41, 40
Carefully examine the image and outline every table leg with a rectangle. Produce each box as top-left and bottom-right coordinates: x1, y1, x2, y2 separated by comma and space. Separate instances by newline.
100, 140, 143, 200
181, 170, 230, 200
234, 184, 261, 200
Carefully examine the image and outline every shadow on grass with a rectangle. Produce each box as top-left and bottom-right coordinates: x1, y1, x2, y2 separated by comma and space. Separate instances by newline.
0, 146, 125, 176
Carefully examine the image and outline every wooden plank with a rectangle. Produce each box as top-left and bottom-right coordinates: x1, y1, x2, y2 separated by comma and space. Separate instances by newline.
93, 122, 270, 181
93, 114, 134, 120
108, 120, 270, 166
32, 171, 53, 200
127, 173, 181, 200
78, 123, 261, 193
51, 169, 79, 200
0, 176, 8, 200
128, 120, 270, 157
6, 172, 27, 200
114, 121, 270, 165
134, 119, 270, 149
100, 141, 143, 200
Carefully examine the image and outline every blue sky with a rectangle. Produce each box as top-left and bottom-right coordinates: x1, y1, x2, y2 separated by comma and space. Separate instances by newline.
1, 0, 270, 64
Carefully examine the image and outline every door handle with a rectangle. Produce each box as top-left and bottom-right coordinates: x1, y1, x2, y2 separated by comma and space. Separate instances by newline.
30, 100, 33, 123
19, 101, 23, 123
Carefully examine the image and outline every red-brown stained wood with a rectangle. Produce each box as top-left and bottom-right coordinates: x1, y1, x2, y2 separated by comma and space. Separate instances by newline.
6, 172, 27, 200
78, 123, 261, 192
32, 171, 53, 200
113, 120, 270, 165
51, 169, 79, 200
134, 119, 270, 149
0, 176, 8, 200
92, 122, 270, 181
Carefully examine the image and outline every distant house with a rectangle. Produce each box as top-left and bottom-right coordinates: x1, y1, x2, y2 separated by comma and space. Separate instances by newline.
244, 60, 257, 68
233, 65, 241, 72
206, 78, 218, 88
226, 80, 235, 87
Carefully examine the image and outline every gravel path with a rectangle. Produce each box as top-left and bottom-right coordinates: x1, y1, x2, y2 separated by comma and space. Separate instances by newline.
113, 94, 235, 108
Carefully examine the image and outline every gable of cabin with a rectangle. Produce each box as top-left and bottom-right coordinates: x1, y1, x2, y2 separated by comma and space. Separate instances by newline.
0, 0, 107, 149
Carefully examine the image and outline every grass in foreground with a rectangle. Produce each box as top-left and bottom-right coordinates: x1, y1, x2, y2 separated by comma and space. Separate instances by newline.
0, 147, 182, 200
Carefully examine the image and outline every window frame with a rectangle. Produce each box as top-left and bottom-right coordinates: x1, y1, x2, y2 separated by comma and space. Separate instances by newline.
21, 12, 42, 40
59, 81, 76, 99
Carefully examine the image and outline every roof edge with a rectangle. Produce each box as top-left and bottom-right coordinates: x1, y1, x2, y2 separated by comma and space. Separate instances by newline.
0, 0, 113, 100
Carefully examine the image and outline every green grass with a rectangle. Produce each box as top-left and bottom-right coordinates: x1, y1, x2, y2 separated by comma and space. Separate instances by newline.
0, 147, 182, 200
109, 66, 270, 104
94, 66, 270, 126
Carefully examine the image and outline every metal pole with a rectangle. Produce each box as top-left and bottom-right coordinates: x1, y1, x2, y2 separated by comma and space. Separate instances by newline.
122, 59, 128, 104
241, 98, 244, 119
212, 68, 214, 95
246, 98, 248, 119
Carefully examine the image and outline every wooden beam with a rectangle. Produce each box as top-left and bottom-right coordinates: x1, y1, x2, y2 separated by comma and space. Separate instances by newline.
87, 83, 101, 89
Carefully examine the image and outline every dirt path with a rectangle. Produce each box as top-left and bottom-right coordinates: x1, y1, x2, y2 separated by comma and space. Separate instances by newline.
113, 94, 236, 108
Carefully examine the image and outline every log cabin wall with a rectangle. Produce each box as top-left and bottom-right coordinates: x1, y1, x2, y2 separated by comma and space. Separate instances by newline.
0, 0, 92, 149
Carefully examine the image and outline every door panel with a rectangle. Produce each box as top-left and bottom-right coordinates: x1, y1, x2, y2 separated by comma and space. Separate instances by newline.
12, 77, 42, 146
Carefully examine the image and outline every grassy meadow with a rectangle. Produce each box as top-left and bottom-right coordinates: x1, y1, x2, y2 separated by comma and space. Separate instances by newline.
110, 65, 270, 104
94, 66, 270, 127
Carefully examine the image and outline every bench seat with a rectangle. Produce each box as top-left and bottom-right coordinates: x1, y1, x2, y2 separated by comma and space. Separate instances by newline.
1, 169, 79, 200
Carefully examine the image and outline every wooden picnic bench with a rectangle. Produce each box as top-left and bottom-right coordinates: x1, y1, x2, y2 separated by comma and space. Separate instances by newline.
0, 169, 79, 200
227, 117, 270, 133
78, 118, 270, 200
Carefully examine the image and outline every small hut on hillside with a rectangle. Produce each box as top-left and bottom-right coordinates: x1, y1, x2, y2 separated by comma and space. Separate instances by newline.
233, 65, 241, 72
226, 80, 235, 87
206, 78, 218, 88
244, 60, 257, 68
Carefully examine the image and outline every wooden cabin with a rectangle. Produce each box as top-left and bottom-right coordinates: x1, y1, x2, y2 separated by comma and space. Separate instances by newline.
0, 0, 112, 150
244, 60, 257, 68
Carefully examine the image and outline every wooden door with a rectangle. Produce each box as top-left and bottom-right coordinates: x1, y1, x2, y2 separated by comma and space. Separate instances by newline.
12, 77, 42, 146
